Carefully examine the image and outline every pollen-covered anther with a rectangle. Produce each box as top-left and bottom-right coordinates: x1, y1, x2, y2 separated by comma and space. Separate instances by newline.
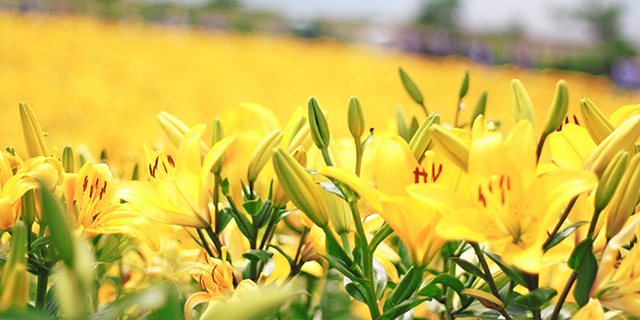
432, 163, 443, 182
413, 166, 428, 183
167, 155, 175, 167
478, 186, 487, 207
82, 176, 89, 191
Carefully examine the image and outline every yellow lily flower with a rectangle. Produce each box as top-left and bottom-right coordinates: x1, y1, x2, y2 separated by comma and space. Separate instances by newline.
320, 136, 457, 267
408, 121, 597, 273
63, 161, 160, 251
116, 124, 236, 228
184, 247, 259, 320
590, 214, 640, 317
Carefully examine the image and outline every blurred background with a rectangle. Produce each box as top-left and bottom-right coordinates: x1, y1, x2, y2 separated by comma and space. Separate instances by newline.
5, 0, 640, 88
1, 0, 639, 160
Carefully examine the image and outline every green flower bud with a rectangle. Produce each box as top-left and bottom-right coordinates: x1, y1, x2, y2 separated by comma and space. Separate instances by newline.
308, 96, 331, 150
459, 70, 469, 99
541, 80, 569, 136
157, 111, 190, 148
595, 150, 628, 212
247, 129, 283, 182
430, 125, 470, 172
272, 147, 307, 208
583, 114, 640, 176
272, 146, 328, 227
470, 90, 487, 126
211, 117, 225, 174
396, 106, 410, 142
409, 113, 440, 161
19, 101, 49, 158
509, 79, 535, 126
580, 98, 615, 144
606, 153, 640, 239
1, 220, 29, 310
399, 67, 424, 106
62, 145, 74, 173
348, 96, 365, 139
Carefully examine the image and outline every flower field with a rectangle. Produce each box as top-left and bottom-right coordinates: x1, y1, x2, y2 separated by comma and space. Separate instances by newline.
1, 10, 640, 320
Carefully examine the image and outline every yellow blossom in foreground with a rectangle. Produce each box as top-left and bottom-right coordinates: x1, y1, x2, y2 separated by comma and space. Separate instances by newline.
63, 161, 160, 251
409, 121, 597, 273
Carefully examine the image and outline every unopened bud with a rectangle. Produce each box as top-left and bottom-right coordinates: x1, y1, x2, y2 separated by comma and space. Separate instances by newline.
470, 90, 487, 126
399, 67, 424, 106
606, 153, 640, 239
62, 146, 74, 173
430, 125, 470, 172
247, 129, 283, 182
541, 80, 569, 136
509, 79, 535, 126
211, 118, 225, 174
0, 220, 28, 310
409, 113, 440, 161
594, 150, 628, 212
19, 102, 49, 158
583, 114, 640, 176
273, 146, 328, 227
458, 70, 469, 100
580, 98, 614, 144
272, 147, 307, 208
308, 97, 331, 150
348, 96, 365, 139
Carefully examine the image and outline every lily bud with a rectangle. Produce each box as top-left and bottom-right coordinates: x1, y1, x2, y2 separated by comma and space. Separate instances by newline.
211, 117, 225, 174
541, 80, 569, 136
158, 111, 190, 148
458, 70, 469, 100
430, 125, 470, 172
158, 111, 209, 157
247, 129, 283, 183
308, 97, 331, 150
272, 146, 328, 228
325, 191, 352, 235
605, 153, 640, 239
399, 67, 424, 106
19, 101, 49, 158
583, 114, 640, 176
470, 90, 488, 126
594, 150, 628, 212
580, 98, 614, 144
0, 220, 28, 310
348, 96, 365, 140
62, 145, 74, 173
409, 113, 440, 161
272, 147, 307, 208
509, 79, 535, 126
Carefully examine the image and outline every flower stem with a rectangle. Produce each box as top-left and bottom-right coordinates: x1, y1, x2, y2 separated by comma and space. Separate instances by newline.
36, 271, 49, 311
543, 195, 579, 250
471, 243, 513, 320
196, 228, 216, 258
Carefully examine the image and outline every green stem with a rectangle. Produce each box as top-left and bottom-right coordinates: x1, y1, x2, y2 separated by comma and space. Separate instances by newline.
444, 258, 455, 319
454, 98, 461, 128
196, 228, 216, 258
214, 173, 221, 234
205, 227, 225, 260
340, 232, 352, 259
36, 271, 49, 311
543, 195, 579, 250
259, 205, 279, 250
471, 243, 513, 320
536, 132, 549, 163
354, 138, 363, 177
321, 147, 334, 167
420, 102, 429, 117
550, 273, 577, 320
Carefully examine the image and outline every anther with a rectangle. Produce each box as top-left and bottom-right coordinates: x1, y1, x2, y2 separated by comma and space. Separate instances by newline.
573, 114, 580, 125
478, 186, 487, 207
413, 167, 428, 183
82, 176, 88, 191
167, 155, 175, 167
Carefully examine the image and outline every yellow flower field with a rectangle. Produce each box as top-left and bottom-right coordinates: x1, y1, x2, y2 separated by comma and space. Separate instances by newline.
1, 11, 639, 161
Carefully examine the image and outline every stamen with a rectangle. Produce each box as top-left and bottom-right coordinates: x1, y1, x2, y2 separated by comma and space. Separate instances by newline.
413, 167, 428, 183
573, 114, 580, 125
433, 164, 443, 182
162, 161, 168, 173
478, 186, 487, 207
507, 176, 511, 190
501, 188, 505, 204
90, 185, 94, 198
488, 181, 493, 193
82, 176, 88, 191
499, 175, 504, 188
153, 157, 159, 172
167, 155, 175, 167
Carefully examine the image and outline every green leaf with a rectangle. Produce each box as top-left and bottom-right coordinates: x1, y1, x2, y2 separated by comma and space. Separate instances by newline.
409, 116, 420, 139
440, 241, 460, 259
418, 273, 465, 302
379, 298, 427, 320
242, 249, 273, 264
484, 251, 526, 287
344, 277, 367, 303
319, 181, 346, 200
29, 235, 53, 254
320, 254, 362, 282
513, 287, 557, 310
544, 221, 589, 252
574, 249, 597, 307
384, 267, 421, 311
40, 186, 74, 268
217, 207, 233, 233
399, 67, 424, 105
242, 198, 263, 216
568, 237, 594, 270
266, 244, 293, 266
360, 127, 374, 154
451, 257, 486, 281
